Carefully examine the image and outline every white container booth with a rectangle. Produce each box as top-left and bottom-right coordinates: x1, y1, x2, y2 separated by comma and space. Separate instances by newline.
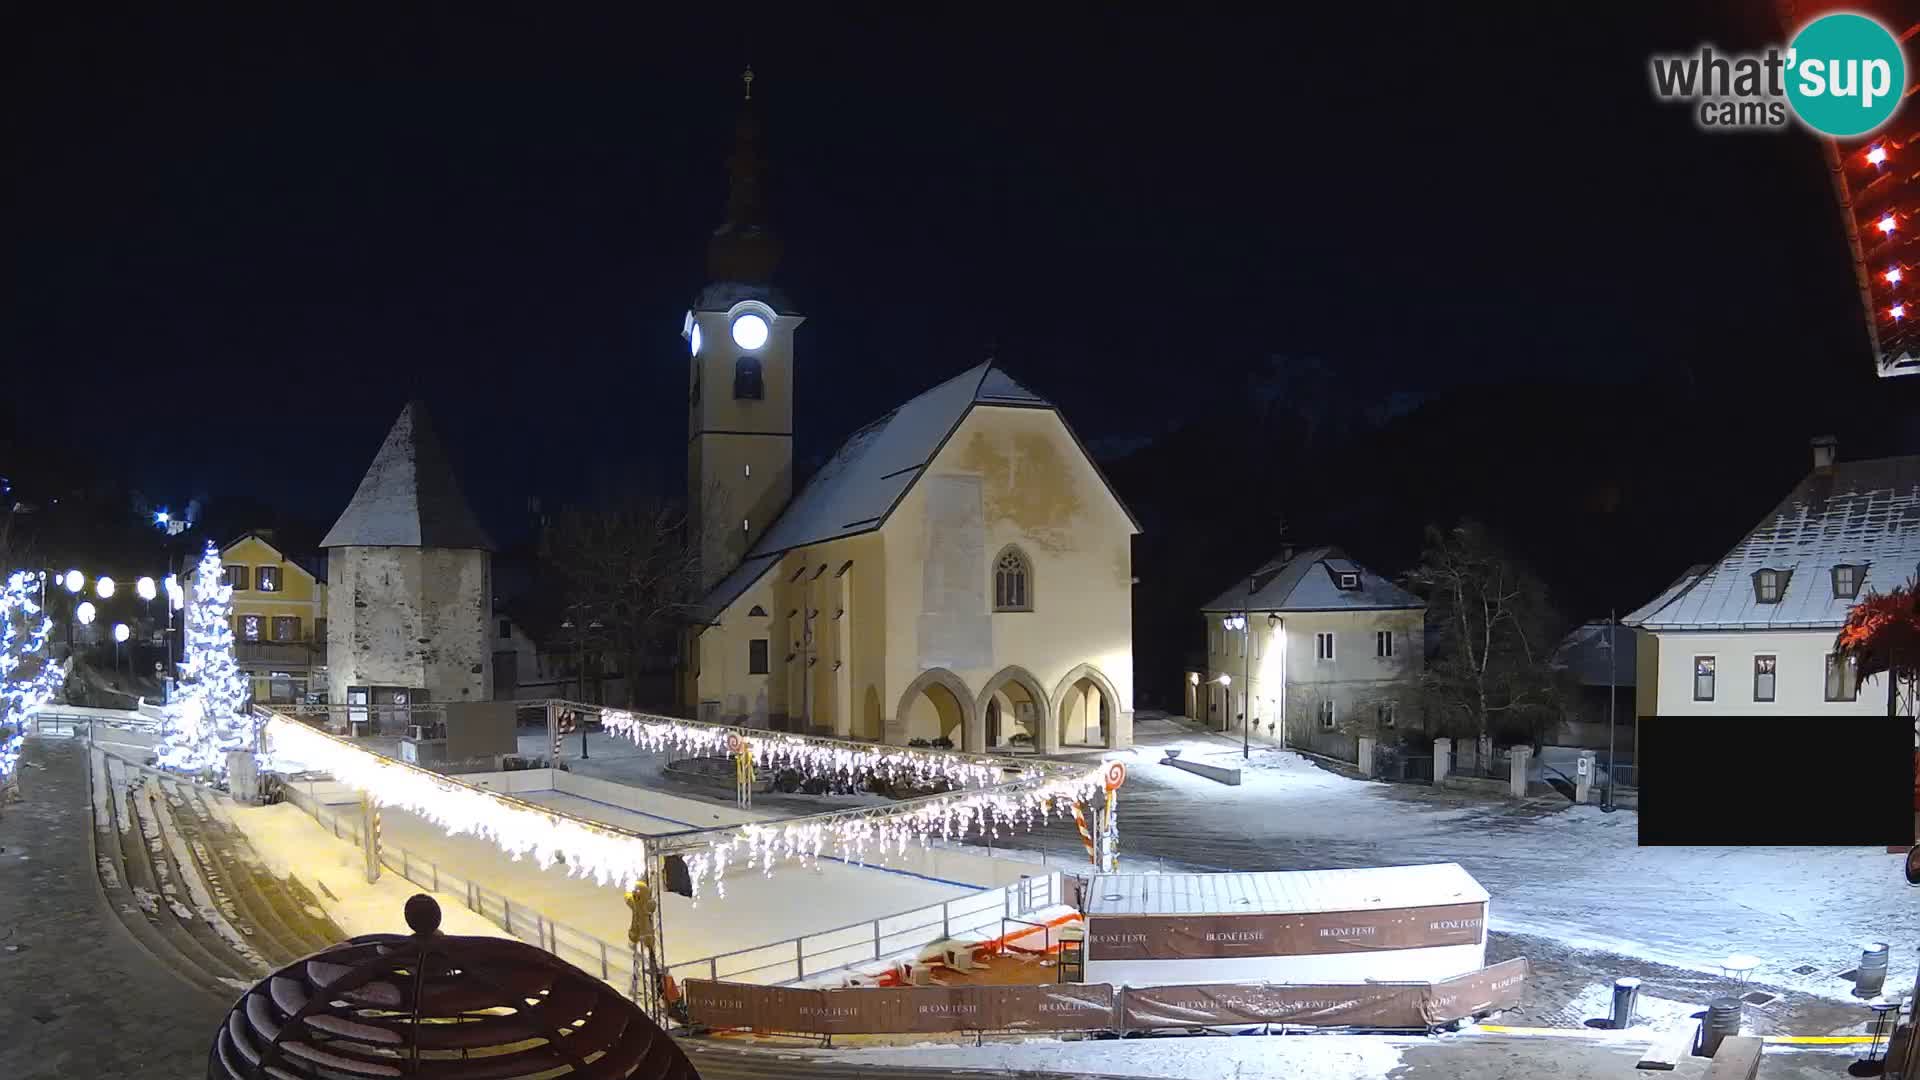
1083, 862, 1489, 987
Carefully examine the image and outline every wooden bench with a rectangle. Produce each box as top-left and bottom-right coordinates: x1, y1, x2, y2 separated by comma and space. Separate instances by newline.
1702, 1036, 1763, 1080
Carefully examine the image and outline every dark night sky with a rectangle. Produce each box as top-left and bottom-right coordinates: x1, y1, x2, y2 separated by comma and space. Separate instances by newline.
5, 6, 1915, 548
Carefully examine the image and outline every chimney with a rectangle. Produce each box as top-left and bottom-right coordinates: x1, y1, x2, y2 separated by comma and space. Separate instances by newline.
1811, 435, 1838, 470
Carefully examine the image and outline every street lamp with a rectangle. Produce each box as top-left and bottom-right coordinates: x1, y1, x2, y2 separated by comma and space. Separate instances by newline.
113, 622, 129, 679
96, 576, 115, 599
76, 601, 96, 625
63, 570, 83, 593
1602, 610, 1619, 813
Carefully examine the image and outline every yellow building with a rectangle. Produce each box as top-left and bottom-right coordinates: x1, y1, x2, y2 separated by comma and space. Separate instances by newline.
217, 531, 328, 704
680, 73, 1140, 752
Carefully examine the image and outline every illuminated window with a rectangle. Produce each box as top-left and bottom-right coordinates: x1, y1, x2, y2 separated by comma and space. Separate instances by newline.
240, 614, 263, 642
1753, 655, 1776, 702
1693, 656, 1715, 701
255, 566, 280, 592
993, 546, 1032, 612
271, 616, 299, 643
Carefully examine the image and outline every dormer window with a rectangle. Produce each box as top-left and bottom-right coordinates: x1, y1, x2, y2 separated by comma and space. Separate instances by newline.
1831, 564, 1863, 600
1752, 568, 1788, 604
1337, 573, 1359, 590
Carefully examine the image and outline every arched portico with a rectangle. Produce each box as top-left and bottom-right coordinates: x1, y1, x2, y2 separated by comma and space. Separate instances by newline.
1052, 663, 1123, 750
894, 667, 978, 750
975, 666, 1051, 752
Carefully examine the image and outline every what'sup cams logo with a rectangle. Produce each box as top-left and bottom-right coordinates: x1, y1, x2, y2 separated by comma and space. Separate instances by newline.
1651, 12, 1906, 136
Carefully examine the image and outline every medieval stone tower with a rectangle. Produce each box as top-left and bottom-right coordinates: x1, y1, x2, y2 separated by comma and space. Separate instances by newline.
322, 401, 494, 707
686, 67, 804, 590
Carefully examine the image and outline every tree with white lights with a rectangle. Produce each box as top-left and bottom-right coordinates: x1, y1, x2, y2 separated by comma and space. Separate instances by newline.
2, 570, 66, 792
156, 542, 252, 778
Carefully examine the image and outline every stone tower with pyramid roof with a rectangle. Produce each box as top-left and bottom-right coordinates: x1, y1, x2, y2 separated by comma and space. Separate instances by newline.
322, 401, 494, 709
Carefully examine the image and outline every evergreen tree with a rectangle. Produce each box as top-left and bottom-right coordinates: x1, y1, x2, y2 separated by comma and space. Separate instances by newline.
1, 570, 65, 782
156, 542, 252, 777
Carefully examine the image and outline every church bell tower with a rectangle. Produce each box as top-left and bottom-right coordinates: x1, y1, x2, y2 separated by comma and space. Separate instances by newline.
687, 67, 803, 590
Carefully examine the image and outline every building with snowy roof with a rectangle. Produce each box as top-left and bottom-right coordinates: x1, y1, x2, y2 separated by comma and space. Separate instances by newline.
679, 72, 1140, 751
1190, 546, 1426, 760
322, 400, 495, 720
1624, 437, 1919, 717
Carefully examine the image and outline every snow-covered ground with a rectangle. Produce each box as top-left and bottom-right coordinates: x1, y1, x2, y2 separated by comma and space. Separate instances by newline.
1037, 723, 1918, 1012
799, 1033, 1412, 1079
218, 800, 511, 941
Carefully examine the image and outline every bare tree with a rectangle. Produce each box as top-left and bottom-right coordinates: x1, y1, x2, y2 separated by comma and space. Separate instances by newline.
539, 493, 703, 709
1403, 520, 1561, 745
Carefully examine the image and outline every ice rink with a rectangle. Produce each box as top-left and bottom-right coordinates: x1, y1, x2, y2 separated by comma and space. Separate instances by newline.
300, 776, 989, 975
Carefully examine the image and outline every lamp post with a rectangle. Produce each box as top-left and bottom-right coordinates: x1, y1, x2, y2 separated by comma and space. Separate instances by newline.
1603, 610, 1618, 814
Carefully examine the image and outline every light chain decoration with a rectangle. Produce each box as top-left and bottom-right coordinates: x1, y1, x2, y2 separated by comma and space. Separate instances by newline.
2, 571, 68, 778
156, 542, 252, 778
601, 709, 1017, 792
265, 716, 653, 889
679, 766, 1105, 900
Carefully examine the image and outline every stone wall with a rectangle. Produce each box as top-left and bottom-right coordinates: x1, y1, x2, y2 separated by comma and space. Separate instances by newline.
327, 546, 491, 703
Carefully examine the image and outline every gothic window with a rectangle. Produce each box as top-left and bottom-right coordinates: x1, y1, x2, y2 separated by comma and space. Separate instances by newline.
734, 355, 764, 400
993, 546, 1032, 612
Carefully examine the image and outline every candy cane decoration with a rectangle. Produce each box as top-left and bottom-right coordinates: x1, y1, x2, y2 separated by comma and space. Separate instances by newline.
1072, 799, 1097, 864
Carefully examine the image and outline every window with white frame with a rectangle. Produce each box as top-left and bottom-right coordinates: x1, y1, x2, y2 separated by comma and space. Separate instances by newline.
1376, 630, 1393, 658
1317, 700, 1336, 729
1753, 655, 1776, 702
1315, 632, 1334, 662
1826, 653, 1859, 701
1693, 655, 1716, 701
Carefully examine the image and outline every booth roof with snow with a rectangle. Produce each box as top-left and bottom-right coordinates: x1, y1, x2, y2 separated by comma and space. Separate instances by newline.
1083, 863, 1489, 988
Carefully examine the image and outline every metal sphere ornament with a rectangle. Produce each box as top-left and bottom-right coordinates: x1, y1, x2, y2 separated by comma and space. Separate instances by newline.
208, 894, 701, 1080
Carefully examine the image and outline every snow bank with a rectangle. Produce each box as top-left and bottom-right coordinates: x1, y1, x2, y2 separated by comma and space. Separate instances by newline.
805, 1032, 1409, 1079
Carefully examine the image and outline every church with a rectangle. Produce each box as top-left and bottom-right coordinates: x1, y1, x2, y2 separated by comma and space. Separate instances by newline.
680, 71, 1139, 752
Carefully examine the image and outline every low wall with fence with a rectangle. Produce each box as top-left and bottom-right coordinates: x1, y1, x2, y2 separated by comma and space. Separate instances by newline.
686, 957, 1529, 1037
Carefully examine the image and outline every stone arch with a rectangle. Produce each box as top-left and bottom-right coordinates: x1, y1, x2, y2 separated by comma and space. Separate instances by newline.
857, 684, 884, 741
1052, 663, 1123, 750
975, 666, 1050, 751
894, 667, 978, 750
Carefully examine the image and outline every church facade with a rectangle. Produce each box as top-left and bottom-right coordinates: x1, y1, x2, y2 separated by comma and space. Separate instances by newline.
680, 73, 1138, 752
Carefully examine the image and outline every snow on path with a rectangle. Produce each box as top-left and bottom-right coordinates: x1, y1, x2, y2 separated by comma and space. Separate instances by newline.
801, 1033, 1409, 1079
1054, 731, 1917, 1003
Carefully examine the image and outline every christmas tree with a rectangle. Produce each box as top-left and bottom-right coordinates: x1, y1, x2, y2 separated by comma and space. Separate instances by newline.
1, 571, 66, 781
156, 542, 253, 777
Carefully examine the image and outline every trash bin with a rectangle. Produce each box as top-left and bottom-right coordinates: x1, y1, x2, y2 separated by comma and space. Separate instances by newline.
1699, 998, 1742, 1057
1858, 943, 1890, 998
1610, 978, 1642, 1029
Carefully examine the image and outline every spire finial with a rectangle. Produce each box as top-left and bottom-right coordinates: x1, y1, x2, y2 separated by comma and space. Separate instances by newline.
742, 66, 754, 101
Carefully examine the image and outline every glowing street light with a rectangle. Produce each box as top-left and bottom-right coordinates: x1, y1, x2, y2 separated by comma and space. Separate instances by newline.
136, 577, 157, 601
63, 570, 83, 593
113, 623, 129, 643
1217, 673, 1232, 686
76, 601, 96, 625
96, 576, 116, 599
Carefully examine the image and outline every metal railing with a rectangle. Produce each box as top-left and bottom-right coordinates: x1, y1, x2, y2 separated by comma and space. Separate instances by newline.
662, 870, 1060, 986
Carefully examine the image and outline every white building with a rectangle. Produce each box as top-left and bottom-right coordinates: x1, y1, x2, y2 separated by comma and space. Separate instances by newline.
1190, 546, 1426, 757
1625, 438, 1918, 718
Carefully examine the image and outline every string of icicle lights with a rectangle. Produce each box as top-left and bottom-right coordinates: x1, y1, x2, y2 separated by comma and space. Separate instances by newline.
600, 709, 1019, 791
677, 768, 1104, 900
264, 716, 653, 889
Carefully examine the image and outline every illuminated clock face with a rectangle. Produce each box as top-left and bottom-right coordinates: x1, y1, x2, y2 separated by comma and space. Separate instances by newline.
731, 313, 770, 350
689, 322, 702, 356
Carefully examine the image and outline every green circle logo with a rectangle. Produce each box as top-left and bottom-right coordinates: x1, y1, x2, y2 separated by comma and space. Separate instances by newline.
1786, 13, 1906, 137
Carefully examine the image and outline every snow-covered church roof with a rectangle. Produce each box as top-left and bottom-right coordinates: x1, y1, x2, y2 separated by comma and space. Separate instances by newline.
321, 401, 493, 551
1627, 454, 1920, 631
691, 361, 1135, 623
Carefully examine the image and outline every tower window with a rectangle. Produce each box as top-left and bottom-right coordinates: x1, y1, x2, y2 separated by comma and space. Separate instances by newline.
748, 639, 769, 675
1375, 630, 1394, 658
734, 355, 764, 399
993, 546, 1033, 611
1315, 632, 1335, 661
